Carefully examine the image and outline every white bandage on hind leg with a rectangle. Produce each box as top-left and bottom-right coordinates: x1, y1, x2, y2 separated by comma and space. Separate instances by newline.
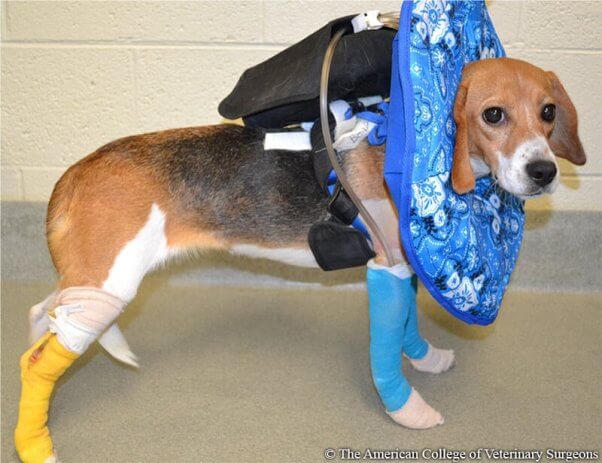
48, 287, 126, 355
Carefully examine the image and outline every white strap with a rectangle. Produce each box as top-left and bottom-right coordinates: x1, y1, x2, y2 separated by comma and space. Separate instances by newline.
329, 100, 357, 140
263, 96, 383, 153
264, 132, 312, 151
300, 121, 314, 132
328, 100, 351, 126
358, 95, 383, 107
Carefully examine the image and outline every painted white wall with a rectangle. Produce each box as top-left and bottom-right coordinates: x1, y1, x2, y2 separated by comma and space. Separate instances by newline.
1, 1, 600, 211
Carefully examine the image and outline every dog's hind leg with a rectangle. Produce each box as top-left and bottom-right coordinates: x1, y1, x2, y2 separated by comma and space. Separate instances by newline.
15, 197, 172, 463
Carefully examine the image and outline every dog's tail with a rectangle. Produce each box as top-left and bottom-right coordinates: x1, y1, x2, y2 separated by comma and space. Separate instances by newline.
98, 324, 139, 368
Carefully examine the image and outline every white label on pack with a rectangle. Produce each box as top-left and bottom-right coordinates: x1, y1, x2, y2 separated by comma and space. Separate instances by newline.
333, 119, 376, 152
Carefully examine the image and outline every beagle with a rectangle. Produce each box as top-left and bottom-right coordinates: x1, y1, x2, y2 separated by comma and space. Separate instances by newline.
15, 58, 585, 462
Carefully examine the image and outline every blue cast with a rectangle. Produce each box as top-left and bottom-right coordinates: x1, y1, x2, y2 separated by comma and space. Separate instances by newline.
367, 264, 428, 412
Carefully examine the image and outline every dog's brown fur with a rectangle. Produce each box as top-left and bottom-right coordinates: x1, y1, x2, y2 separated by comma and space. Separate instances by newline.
452, 58, 585, 194
46, 124, 337, 288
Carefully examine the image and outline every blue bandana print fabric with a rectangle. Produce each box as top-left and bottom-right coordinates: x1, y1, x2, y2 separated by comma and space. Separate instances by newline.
384, 0, 525, 325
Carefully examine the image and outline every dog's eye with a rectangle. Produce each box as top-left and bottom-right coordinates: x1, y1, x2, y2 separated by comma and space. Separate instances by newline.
541, 104, 556, 122
482, 107, 505, 124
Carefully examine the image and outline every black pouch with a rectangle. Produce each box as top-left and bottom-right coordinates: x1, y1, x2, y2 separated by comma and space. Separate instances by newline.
218, 16, 395, 128
308, 220, 375, 271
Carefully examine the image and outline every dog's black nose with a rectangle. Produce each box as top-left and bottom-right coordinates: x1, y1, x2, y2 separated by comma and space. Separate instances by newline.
526, 161, 557, 187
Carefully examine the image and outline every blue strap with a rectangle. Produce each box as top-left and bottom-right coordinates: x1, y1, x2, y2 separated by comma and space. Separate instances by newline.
356, 101, 389, 146
326, 181, 370, 239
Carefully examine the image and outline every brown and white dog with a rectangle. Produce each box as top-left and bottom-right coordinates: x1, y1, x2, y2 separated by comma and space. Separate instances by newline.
16, 58, 585, 462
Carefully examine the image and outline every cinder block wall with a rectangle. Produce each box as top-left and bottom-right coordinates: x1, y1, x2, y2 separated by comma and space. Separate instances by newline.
2, 1, 601, 211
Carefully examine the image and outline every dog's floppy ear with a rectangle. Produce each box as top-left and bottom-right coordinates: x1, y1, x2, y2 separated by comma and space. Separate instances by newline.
547, 72, 586, 166
451, 84, 475, 194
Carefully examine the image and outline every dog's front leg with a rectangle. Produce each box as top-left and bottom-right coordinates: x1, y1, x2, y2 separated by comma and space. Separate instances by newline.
402, 276, 456, 375
362, 198, 453, 428
367, 260, 444, 429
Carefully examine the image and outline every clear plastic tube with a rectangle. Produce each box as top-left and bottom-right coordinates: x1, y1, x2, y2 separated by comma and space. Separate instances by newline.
319, 26, 396, 267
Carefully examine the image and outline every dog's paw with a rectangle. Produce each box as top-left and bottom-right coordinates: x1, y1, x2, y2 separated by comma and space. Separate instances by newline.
387, 389, 444, 430
407, 343, 455, 374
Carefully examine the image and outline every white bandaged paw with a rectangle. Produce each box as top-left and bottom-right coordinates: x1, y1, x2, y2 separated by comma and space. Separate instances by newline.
387, 389, 444, 429
407, 343, 455, 374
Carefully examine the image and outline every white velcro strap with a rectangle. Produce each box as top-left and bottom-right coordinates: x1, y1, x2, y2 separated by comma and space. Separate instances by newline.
300, 121, 314, 132
329, 100, 356, 141
358, 95, 383, 107
351, 11, 384, 33
328, 99, 350, 126
263, 97, 384, 153
264, 132, 312, 151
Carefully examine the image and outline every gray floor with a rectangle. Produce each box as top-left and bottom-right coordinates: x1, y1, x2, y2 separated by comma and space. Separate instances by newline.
2, 279, 600, 462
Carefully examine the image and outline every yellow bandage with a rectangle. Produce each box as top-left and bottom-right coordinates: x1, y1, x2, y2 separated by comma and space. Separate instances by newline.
15, 332, 79, 463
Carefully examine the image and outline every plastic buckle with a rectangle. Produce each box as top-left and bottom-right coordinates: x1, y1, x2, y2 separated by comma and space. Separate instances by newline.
351, 11, 384, 33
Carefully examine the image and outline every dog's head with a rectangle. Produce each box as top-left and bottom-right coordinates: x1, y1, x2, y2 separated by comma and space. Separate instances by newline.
451, 57, 586, 199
